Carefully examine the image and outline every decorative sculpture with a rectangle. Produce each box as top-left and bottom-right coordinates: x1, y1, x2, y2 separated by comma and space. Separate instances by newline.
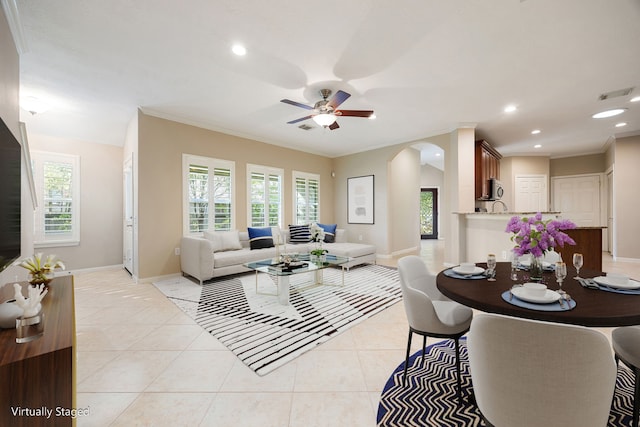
13, 283, 48, 318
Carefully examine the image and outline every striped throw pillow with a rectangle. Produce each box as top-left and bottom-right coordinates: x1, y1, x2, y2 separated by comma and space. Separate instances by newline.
288, 224, 311, 243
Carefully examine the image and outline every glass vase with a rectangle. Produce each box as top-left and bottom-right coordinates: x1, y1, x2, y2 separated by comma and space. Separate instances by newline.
29, 271, 53, 287
529, 256, 544, 282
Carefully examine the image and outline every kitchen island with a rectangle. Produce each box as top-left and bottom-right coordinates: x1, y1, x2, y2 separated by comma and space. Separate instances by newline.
457, 212, 562, 263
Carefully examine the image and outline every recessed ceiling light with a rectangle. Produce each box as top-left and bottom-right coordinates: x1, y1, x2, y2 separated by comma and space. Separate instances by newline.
631, 96, 640, 103
615, 122, 627, 127
534, 144, 542, 149
592, 108, 626, 119
504, 105, 517, 113
435, 153, 441, 157
368, 114, 376, 120
531, 129, 541, 135
231, 44, 247, 56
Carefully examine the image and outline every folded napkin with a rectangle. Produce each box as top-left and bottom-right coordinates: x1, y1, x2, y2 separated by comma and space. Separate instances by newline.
577, 278, 640, 295
443, 268, 486, 280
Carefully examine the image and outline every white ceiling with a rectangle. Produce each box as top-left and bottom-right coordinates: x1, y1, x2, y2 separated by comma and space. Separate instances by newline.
10, 0, 640, 164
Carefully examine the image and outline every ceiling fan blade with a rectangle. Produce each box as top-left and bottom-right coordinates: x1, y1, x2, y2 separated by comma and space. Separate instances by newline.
335, 109, 374, 118
281, 99, 314, 110
327, 90, 351, 110
287, 115, 314, 124
328, 121, 340, 130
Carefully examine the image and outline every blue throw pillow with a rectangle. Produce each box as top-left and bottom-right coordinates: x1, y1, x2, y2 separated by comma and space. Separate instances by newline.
247, 227, 274, 250
318, 223, 337, 243
288, 224, 311, 243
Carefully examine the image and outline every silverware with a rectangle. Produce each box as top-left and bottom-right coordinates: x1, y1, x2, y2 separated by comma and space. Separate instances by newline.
558, 298, 565, 309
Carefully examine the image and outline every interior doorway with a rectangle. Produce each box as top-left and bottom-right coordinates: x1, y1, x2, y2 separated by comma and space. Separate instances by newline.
420, 188, 438, 239
123, 155, 134, 275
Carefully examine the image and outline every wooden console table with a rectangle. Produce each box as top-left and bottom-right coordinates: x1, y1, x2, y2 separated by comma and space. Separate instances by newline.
557, 227, 606, 271
0, 276, 76, 426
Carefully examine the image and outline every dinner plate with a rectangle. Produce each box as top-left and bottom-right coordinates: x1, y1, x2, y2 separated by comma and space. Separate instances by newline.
452, 266, 485, 276
592, 276, 640, 290
511, 287, 561, 304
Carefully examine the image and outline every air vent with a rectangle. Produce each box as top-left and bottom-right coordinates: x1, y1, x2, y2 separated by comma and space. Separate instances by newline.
598, 87, 634, 101
298, 124, 313, 131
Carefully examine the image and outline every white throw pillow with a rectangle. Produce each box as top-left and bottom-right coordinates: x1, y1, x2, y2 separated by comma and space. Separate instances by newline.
203, 230, 242, 252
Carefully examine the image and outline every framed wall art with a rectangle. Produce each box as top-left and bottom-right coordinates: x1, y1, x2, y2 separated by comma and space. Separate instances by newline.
347, 175, 374, 224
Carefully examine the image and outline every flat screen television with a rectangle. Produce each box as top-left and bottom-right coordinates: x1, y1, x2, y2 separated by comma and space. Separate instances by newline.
0, 116, 22, 273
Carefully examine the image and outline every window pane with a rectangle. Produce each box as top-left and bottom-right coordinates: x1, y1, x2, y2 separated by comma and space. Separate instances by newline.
294, 175, 319, 224
213, 167, 231, 231
43, 161, 73, 235
189, 164, 209, 233
268, 174, 281, 226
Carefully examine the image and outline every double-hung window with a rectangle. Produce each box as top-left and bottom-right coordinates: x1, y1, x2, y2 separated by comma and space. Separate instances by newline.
248, 164, 283, 227
31, 151, 80, 247
293, 171, 320, 225
183, 154, 235, 235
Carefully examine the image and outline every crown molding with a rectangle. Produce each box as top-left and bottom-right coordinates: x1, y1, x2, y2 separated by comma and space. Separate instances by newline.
1, 0, 28, 54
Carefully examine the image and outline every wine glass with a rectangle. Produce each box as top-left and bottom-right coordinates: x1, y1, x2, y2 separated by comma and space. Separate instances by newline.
487, 254, 497, 282
510, 251, 519, 281
572, 253, 584, 279
555, 262, 567, 294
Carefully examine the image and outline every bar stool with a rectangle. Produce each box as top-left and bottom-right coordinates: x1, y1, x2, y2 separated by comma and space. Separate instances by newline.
612, 326, 640, 427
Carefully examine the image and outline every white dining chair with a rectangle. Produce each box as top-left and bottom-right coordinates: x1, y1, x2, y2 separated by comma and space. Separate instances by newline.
397, 256, 473, 398
468, 313, 617, 427
612, 325, 640, 427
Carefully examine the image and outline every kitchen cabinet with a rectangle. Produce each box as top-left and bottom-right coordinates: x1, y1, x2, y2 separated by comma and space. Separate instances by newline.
475, 139, 502, 199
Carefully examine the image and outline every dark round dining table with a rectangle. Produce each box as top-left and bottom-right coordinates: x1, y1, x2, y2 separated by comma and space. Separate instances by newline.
436, 262, 640, 327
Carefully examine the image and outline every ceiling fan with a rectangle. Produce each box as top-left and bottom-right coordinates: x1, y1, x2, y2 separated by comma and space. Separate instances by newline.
280, 89, 374, 130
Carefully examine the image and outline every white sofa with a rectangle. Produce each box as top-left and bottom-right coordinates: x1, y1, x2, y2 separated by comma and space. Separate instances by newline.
181, 228, 377, 285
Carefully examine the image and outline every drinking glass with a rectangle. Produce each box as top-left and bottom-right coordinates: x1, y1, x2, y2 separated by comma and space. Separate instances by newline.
487, 254, 497, 282
510, 251, 519, 281
572, 253, 583, 279
555, 262, 567, 294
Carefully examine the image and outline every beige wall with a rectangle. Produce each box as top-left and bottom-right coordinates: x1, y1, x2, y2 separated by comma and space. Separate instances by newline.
614, 135, 640, 259
389, 147, 421, 255
550, 153, 605, 176
137, 112, 334, 279
28, 135, 124, 270
420, 163, 444, 189
333, 144, 402, 257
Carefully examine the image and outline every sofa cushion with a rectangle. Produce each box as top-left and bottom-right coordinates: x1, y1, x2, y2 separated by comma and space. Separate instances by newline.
318, 223, 337, 243
289, 224, 311, 243
203, 229, 242, 252
248, 227, 274, 250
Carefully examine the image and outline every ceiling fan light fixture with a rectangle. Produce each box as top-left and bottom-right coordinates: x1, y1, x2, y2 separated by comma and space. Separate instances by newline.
313, 113, 336, 127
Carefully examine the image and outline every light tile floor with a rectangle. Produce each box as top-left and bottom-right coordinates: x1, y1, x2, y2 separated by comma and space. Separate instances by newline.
74, 241, 640, 426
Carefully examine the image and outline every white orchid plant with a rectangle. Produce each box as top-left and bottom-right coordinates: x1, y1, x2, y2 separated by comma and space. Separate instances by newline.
309, 223, 328, 257
14, 253, 65, 284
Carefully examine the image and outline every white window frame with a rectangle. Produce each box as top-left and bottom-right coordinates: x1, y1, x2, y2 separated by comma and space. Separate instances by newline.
182, 154, 236, 235
32, 151, 81, 247
247, 164, 284, 228
292, 171, 320, 225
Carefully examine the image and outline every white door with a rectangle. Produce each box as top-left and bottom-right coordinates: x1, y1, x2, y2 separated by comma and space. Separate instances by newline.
514, 175, 548, 212
123, 156, 134, 274
551, 174, 602, 226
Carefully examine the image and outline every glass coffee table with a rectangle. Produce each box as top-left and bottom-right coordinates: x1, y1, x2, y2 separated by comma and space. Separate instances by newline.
244, 254, 351, 305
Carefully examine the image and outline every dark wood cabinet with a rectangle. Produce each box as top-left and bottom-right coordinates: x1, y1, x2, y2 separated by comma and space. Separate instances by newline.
475, 140, 502, 199
0, 276, 76, 426
557, 227, 605, 271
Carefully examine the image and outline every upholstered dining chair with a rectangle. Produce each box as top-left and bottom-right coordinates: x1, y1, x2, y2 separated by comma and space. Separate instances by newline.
612, 326, 640, 427
397, 256, 473, 398
468, 313, 617, 427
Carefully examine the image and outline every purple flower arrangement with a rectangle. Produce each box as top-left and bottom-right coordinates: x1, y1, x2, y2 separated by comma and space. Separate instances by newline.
505, 212, 576, 257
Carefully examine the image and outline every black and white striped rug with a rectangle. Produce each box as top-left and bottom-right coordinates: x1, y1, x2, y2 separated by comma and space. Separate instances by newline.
154, 264, 402, 375
377, 339, 636, 426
